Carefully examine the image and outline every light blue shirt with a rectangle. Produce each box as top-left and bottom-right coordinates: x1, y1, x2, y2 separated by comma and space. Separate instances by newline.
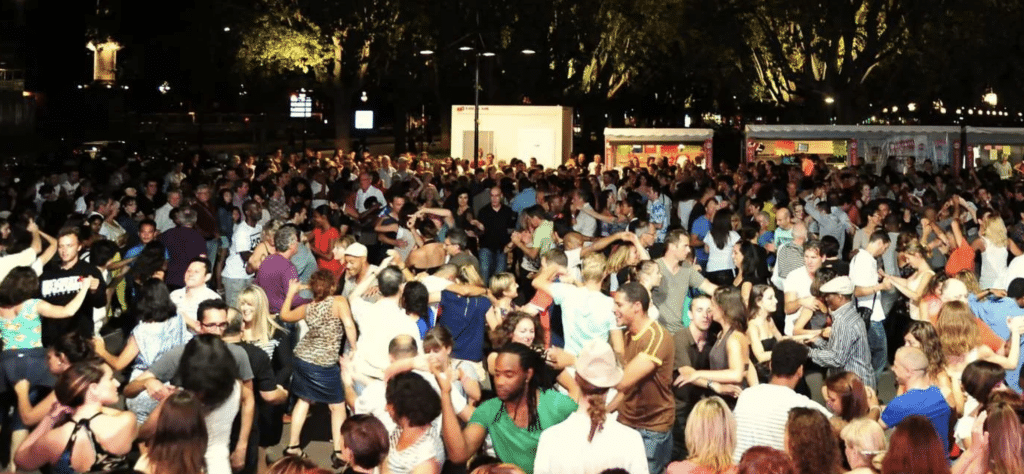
968, 294, 1024, 392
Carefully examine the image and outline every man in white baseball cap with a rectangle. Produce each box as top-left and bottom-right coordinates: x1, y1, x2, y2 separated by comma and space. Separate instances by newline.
533, 339, 649, 474
342, 242, 376, 301
807, 275, 876, 389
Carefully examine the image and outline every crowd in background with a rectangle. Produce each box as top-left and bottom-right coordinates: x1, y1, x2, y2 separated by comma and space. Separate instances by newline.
0, 147, 1020, 474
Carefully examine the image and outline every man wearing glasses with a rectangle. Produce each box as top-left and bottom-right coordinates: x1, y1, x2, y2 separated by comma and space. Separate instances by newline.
124, 298, 257, 472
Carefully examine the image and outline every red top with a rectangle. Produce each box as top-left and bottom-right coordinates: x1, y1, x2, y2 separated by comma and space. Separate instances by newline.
311, 226, 341, 269
945, 238, 976, 277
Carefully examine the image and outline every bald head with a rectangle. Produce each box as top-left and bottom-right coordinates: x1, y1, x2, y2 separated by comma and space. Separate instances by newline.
792, 222, 808, 242
940, 279, 969, 303
388, 335, 418, 360
896, 346, 929, 372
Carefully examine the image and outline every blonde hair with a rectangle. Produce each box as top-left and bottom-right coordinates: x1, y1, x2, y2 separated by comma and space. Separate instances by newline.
457, 265, 485, 287
983, 215, 1008, 247
840, 419, 886, 472
262, 220, 283, 242
936, 301, 980, 358
333, 235, 355, 252
685, 397, 736, 472
604, 245, 634, 276
488, 272, 515, 298
955, 270, 981, 294
237, 285, 284, 344
581, 253, 607, 283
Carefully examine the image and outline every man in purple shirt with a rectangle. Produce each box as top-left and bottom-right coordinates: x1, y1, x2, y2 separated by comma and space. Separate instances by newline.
254, 225, 310, 314
160, 206, 208, 291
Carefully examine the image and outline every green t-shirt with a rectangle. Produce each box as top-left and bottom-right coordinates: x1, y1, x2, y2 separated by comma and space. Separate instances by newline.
469, 389, 578, 474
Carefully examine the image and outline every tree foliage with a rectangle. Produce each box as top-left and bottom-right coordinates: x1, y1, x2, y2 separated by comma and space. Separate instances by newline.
735, 0, 930, 117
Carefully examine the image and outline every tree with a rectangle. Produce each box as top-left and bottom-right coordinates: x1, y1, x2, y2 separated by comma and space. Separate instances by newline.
735, 0, 932, 122
236, 0, 431, 151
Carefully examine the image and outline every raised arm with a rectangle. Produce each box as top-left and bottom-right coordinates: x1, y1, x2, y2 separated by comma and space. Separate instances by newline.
280, 279, 308, 323
432, 366, 487, 463
35, 277, 94, 319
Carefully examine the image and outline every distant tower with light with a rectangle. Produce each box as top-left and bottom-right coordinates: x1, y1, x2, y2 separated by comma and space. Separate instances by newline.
87, 38, 120, 84
87, 0, 121, 85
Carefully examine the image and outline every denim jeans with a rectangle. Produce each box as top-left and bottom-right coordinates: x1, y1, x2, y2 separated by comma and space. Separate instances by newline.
205, 239, 219, 268
637, 428, 673, 474
222, 277, 251, 310
868, 320, 887, 381
479, 247, 507, 285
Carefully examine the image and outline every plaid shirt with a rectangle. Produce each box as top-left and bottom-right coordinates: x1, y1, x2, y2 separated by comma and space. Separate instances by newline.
809, 301, 875, 389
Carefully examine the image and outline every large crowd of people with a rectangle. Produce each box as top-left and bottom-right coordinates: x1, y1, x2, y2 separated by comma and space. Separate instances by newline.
0, 148, 1021, 474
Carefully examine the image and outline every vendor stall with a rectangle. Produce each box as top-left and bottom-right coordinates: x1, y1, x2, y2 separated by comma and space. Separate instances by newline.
965, 127, 1024, 169
603, 128, 714, 170
744, 125, 961, 172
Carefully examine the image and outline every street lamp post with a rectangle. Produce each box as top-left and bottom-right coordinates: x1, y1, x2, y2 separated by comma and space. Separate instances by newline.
473, 51, 480, 169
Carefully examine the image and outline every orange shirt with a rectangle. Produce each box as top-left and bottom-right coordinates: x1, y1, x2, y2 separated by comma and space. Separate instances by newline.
924, 295, 1004, 352
945, 238, 976, 277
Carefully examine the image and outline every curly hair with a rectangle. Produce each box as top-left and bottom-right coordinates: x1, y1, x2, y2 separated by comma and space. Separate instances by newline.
308, 269, 338, 302
738, 446, 796, 474
786, 407, 842, 474
936, 301, 980, 358
906, 320, 946, 378
491, 311, 544, 350
385, 372, 441, 427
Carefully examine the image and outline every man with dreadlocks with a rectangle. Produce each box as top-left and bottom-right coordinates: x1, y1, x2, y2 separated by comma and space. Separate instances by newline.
608, 282, 676, 474
432, 343, 577, 474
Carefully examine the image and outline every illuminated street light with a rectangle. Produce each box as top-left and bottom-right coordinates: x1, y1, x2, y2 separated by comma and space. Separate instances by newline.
824, 96, 835, 104
360, 91, 368, 103
158, 81, 171, 94
419, 50, 434, 56
223, 26, 231, 32
459, 46, 473, 51
907, 103, 917, 112
521, 49, 536, 55
482, 52, 495, 57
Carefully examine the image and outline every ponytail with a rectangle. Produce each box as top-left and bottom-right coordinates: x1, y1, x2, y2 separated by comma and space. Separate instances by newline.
577, 375, 610, 443
585, 392, 607, 442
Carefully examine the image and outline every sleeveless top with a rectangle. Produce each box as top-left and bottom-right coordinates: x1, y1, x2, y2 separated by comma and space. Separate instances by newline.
127, 314, 192, 423
53, 413, 128, 474
980, 237, 1008, 290
386, 425, 445, 474
294, 297, 344, 367
2, 298, 43, 350
710, 328, 749, 389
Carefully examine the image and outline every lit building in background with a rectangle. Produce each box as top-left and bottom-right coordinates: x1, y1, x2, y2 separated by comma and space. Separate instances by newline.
87, 38, 121, 84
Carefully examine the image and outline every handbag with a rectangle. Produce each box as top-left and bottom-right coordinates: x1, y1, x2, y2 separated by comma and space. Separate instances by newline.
856, 291, 877, 331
